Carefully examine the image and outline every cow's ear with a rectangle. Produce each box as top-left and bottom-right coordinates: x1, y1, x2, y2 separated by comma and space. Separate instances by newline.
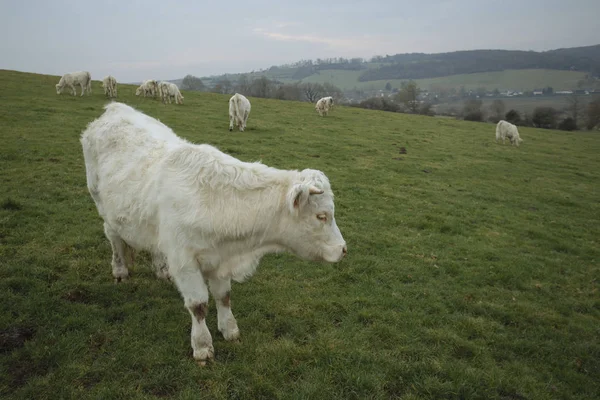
287, 184, 309, 214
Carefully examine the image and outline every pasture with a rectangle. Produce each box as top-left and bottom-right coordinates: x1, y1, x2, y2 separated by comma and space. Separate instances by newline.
1, 70, 599, 399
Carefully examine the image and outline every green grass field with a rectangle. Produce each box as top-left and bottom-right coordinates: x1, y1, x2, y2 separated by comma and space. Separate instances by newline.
1, 69, 599, 399
295, 69, 588, 93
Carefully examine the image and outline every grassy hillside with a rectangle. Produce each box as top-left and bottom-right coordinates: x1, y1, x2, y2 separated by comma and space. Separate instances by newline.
1, 70, 599, 399
301, 69, 589, 92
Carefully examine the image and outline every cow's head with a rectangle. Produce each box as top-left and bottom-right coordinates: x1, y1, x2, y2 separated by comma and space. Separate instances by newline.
281, 169, 346, 263
55, 84, 61, 94
135, 87, 142, 96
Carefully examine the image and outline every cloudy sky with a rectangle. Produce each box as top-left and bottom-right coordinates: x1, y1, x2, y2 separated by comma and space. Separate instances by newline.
1, 0, 598, 82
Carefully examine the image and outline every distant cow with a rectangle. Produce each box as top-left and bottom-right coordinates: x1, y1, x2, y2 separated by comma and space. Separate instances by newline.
136, 79, 158, 97
315, 96, 334, 116
56, 71, 92, 97
80, 103, 346, 365
102, 76, 117, 98
159, 81, 184, 104
228, 93, 251, 132
496, 120, 523, 147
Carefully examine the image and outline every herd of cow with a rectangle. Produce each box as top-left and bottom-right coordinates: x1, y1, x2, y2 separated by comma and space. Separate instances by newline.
58, 66, 522, 366
55, 71, 337, 134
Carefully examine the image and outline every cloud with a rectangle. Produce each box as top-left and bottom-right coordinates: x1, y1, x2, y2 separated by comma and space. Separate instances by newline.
252, 28, 389, 54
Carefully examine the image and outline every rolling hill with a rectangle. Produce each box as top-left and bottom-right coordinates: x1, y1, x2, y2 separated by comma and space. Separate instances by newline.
1, 70, 599, 399
201, 45, 600, 93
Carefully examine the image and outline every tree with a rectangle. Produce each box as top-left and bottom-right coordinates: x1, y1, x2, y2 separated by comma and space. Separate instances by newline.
215, 78, 232, 94
505, 109, 521, 125
395, 81, 420, 113
249, 76, 273, 98
542, 87, 554, 95
532, 107, 558, 129
385, 82, 392, 91
181, 75, 205, 91
463, 98, 484, 121
418, 102, 435, 116
322, 82, 344, 102
274, 83, 303, 101
236, 74, 250, 94
302, 83, 324, 103
564, 94, 583, 128
489, 99, 506, 122
586, 97, 600, 130
558, 117, 577, 131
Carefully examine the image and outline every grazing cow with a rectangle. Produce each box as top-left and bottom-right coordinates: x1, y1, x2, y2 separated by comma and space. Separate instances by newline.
158, 81, 184, 104
80, 103, 347, 365
228, 93, 251, 132
102, 75, 118, 98
135, 79, 158, 97
315, 96, 334, 116
56, 71, 92, 96
496, 120, 523, 147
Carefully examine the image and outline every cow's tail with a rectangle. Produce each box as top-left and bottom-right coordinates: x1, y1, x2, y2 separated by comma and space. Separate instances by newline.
233, 94, 242, 126
87, 72, 92, 94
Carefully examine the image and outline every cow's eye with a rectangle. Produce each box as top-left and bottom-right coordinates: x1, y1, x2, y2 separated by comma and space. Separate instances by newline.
316, 214, 327, 222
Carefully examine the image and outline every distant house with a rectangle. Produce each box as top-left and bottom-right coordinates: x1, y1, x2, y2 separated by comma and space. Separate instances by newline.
533, 90, 543, 96
555, 90, 573, 95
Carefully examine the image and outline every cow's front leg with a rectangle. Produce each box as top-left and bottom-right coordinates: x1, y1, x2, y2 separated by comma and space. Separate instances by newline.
169, 252, 214, 365
209, 277, 240, 341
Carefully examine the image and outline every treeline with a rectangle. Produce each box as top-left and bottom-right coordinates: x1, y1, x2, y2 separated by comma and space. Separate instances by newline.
180, 74, 344, 103
346, 80, 600, 131
359, 46, 600, 81
460, 96, 600, 131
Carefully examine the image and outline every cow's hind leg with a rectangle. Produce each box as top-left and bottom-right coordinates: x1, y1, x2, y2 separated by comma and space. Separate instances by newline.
209, 277, 240, 341
152, 252, 170, 280
169, 251, 214, 365
103, 223, 132, 282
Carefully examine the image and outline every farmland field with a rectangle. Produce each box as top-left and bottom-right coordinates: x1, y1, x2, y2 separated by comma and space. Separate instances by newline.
205, 68, 590, 94
281, 69, 589, 93
1, 70, 599, 399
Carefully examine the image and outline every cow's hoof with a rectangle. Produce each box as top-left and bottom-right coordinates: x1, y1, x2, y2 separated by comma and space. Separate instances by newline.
229, 128, 232, 132
193, 346, 214, 366
112, 269, 129, 283
221, 327, 240, 342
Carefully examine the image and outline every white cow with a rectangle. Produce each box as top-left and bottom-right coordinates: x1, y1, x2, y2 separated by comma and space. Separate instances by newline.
496, 120, 523, 147
56, 71, 92, 96
80, 103, 347, 365
159, 81, 184, 104
228, 93, 251, 132
315, 96, 334, 116
135, 79, 158, 97
102, 75, 118, 98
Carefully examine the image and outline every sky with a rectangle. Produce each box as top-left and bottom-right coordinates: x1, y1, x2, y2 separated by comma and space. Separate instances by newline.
1, 0, 599, 82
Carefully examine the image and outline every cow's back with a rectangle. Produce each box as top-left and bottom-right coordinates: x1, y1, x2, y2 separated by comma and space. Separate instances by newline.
81, 103, 185, 250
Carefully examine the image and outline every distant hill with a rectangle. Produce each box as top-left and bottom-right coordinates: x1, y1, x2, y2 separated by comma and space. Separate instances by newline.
358, 45, 600, 81
199, 45, 600, 93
